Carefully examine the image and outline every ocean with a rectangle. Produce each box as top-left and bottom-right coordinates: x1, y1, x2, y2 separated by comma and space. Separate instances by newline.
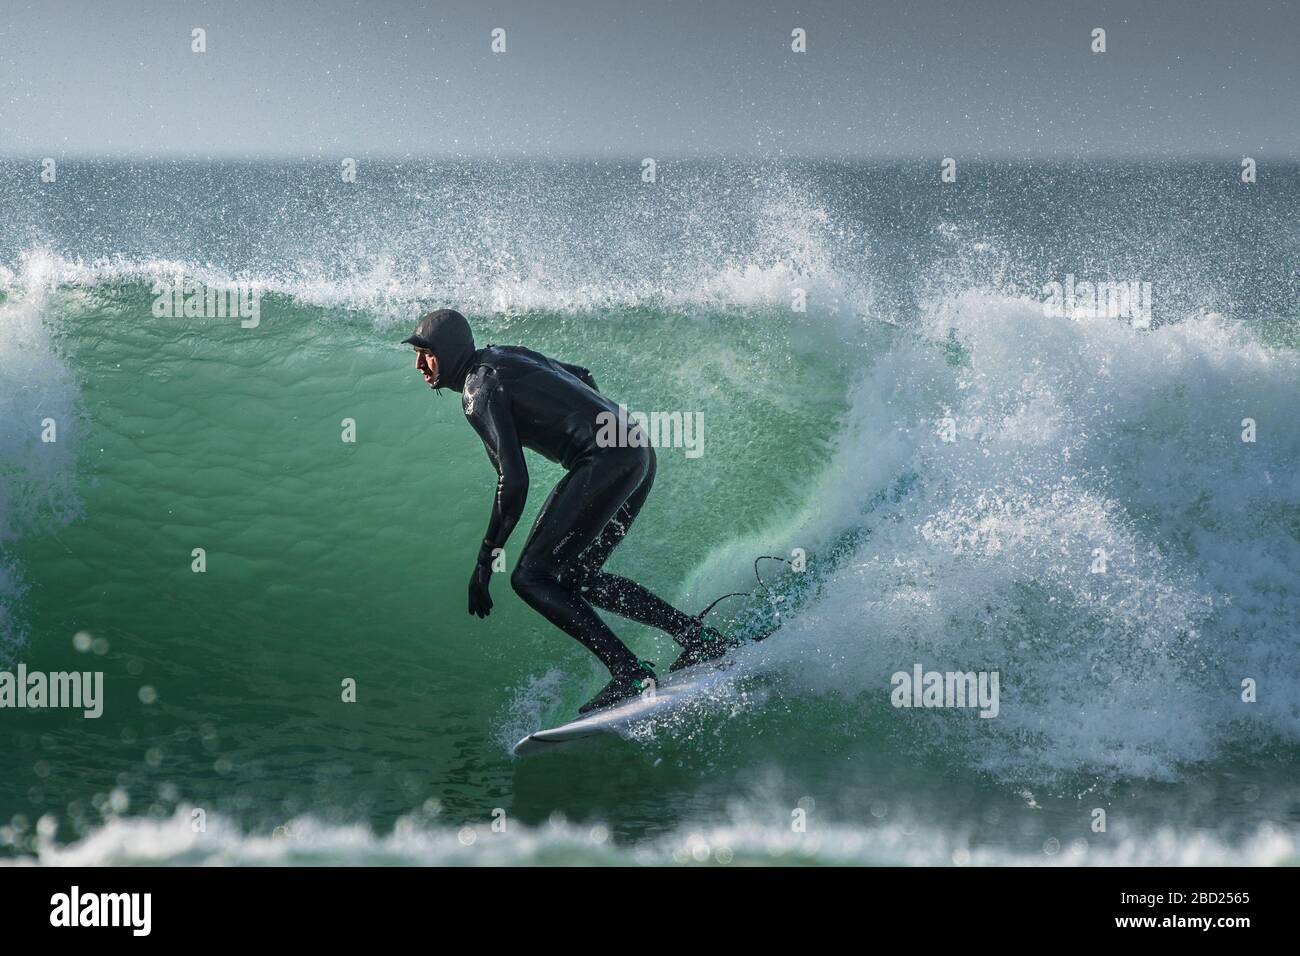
1, 158, 1297, 865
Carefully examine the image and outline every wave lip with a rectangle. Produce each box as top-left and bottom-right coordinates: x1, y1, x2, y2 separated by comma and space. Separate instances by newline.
0, 161, 867, 320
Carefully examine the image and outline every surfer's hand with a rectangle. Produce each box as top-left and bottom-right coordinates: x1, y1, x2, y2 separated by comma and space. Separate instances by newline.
468, 561, 494, 618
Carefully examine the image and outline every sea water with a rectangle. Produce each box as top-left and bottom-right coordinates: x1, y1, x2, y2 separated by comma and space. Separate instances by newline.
0, 158, 1297, 865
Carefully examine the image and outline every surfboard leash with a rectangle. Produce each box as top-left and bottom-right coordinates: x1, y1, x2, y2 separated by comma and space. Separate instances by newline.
691, 555, 792, 641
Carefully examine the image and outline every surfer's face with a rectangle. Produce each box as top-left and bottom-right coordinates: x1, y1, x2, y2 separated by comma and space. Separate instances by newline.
415, 348, 438, 388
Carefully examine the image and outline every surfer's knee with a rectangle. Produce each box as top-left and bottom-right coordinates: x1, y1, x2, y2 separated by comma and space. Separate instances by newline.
510, 559, 555, 601
510, 563, 538, 599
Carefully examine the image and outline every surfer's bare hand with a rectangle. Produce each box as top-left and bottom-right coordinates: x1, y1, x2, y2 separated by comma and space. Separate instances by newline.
468, 562, 494, 618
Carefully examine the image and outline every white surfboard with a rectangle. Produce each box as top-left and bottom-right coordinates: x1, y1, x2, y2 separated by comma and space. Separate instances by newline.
512, 663, 732, 756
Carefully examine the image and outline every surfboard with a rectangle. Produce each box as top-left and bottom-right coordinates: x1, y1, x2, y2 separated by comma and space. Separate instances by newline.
511, 662, 734, 756
511, 563, 787, 756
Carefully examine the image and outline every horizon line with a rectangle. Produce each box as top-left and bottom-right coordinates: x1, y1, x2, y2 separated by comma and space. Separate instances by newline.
0, 150, 1289, 165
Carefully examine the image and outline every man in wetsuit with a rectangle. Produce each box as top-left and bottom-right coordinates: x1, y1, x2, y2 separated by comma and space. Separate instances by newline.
403, 309, 728, 713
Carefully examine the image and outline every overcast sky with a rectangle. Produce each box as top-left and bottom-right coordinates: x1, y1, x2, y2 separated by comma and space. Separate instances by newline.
1, 0, 1296, 159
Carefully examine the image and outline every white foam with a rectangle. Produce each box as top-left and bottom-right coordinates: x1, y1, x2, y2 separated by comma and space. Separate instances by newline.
11, 805, 1295, 867
696, 292, 1300, 781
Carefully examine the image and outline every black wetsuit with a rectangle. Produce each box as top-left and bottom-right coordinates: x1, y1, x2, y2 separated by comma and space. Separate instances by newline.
410, 310, 694, 680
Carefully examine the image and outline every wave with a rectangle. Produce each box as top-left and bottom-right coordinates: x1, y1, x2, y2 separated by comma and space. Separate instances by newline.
4, 186, 1298, 790
688, 292, 1300, 783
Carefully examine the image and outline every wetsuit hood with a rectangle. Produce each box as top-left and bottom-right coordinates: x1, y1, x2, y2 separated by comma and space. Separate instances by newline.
402, 309, 477, 392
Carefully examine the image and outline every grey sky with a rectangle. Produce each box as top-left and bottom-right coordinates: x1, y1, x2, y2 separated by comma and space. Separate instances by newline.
1, 0, 1296, 158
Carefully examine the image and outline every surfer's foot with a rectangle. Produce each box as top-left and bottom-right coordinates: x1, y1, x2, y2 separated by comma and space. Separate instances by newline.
669, 620, 735, 672
578, 662, 657, 714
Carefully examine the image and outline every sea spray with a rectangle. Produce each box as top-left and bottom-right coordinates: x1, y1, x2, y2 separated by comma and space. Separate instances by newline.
0, 255, 83, 666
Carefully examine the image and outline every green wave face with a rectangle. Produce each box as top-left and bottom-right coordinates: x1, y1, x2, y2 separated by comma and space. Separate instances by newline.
4, 284, 863, 846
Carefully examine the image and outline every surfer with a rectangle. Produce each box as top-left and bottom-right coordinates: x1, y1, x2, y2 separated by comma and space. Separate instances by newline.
404, 309, 730, 713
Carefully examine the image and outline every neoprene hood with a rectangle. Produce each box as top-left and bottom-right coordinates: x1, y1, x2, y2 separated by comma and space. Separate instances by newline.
402, 309, 478, 391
